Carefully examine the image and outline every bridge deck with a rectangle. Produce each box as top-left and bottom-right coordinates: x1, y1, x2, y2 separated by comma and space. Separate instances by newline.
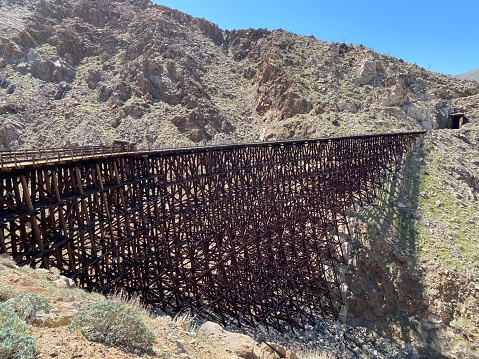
1, 131, 426, 171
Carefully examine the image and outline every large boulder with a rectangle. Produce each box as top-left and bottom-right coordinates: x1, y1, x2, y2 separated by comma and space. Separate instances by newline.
355, 59, 383, 85
3, 41, 23, 60
21, 49, 75, 82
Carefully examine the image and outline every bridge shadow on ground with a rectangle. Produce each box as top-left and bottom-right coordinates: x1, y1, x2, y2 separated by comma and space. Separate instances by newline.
347, 144, 439, 357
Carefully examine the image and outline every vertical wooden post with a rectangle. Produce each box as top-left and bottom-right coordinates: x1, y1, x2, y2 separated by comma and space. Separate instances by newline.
0, 230, 7, 253
20, 175, 48, 268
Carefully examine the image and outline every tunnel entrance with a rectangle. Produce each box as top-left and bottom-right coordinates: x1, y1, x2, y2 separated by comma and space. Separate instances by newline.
449, 113, 469, 129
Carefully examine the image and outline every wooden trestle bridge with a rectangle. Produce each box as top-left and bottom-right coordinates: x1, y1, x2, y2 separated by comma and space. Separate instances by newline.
0, 131, 425, 329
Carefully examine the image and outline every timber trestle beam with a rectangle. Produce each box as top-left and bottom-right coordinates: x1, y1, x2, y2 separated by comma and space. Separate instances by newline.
0, 131, 425, 329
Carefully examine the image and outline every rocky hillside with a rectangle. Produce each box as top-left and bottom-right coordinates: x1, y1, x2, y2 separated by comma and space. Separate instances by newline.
1, 0, 479, 358
347, 127, 479, 358
456, 68, 479, 83
0, 0, 478, 149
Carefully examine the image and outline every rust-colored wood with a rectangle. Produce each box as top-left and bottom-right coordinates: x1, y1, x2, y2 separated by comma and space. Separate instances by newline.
0, 131, 425, 329
20, 175, 48, 268
0, 229, 7, 253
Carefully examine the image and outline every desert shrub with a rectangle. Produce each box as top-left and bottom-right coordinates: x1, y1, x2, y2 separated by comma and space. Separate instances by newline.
5, 293, 52, 324
0, 286, 17, 302
0, 306, 36, 359
69, 299, 155, 354
0, 305, 27, 332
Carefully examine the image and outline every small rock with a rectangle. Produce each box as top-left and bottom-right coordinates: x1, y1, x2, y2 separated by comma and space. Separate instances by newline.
35, 308, 75, 328
6, 83, 16, 94
53, 276, 76, 288
64, 53, 74, 66
223, 331, 256, 359
396, 201, 406, 208
174, 340, 187, 354
54, 82, 71, 100
427, 314, 442, 325
198, 321, 224, 337
0, 253, 17, 268
263, 343, 299, 359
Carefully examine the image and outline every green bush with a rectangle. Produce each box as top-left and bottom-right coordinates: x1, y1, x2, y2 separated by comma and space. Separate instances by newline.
5, 293, 52, 324
0, 286, 17, 302
69, 299, 155, 354
0, 306, 36, 359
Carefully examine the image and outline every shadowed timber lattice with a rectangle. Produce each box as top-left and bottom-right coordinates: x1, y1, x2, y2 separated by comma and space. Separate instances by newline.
0, 131, 425, 329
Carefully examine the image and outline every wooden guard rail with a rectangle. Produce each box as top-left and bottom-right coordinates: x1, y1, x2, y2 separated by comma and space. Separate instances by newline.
0, 145, 136, 170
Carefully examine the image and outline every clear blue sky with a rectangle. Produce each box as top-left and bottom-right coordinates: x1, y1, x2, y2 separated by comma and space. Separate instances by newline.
153, 0, 478, 75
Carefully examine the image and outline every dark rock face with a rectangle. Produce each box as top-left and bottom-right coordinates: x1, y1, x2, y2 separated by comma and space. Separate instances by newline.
0, 76, 11, 89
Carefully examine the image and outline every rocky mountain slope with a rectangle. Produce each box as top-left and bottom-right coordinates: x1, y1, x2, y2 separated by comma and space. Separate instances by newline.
0, 0, 478, 149
1, 0, 479, 358
456, 67, 479, 83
